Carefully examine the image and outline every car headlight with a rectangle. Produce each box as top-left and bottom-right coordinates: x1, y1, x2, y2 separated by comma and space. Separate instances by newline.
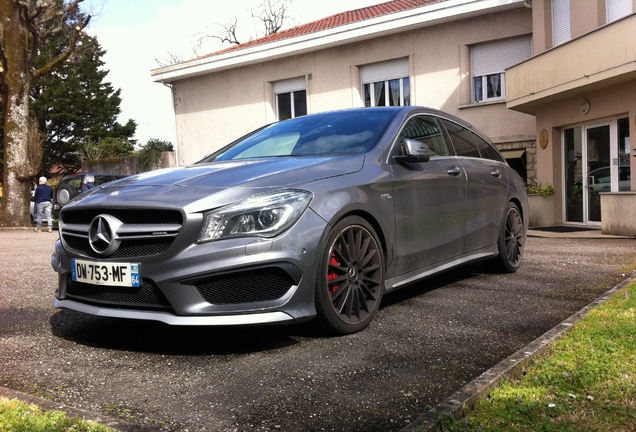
198, 190, 313, 243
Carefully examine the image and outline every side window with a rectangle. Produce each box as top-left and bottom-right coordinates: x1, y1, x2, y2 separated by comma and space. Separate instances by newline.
442, 119, 504, 162
94, 177, 111, 187
441, 119, 480, 158
473, 134, 505, 163
397, 116, 451, 157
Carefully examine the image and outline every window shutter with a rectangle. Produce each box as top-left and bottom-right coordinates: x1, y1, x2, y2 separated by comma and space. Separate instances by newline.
608, 0, 632, 22
552, 0, 571, 46
361, 58, 409, 84
471, 36, 532, 77
274, 77, 306, 94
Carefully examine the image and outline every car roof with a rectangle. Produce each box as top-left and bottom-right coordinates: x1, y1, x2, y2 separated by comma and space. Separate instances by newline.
60, 173, 126, 180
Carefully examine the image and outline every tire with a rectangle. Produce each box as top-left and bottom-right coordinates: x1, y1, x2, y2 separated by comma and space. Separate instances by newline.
315, 216, 385, 335
488, 202, 525, 273
56, 184, 77, 207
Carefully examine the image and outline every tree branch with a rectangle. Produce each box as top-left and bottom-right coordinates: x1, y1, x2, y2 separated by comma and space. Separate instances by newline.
199, 18, 243, 46
253, 0, 288, 36
32, 4, 91, 80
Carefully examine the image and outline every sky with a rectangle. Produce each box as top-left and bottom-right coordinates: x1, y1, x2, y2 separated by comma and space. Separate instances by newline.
84, 0, 388, 146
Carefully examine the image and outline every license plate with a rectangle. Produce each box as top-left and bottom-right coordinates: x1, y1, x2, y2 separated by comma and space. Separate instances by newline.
71, 259, 141, 287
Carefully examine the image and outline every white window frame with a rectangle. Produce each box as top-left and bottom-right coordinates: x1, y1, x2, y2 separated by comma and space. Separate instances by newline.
361, 58, 411, 107
473, 73, 505, 102
274, 77, 307, 120
471, 36, 532, 103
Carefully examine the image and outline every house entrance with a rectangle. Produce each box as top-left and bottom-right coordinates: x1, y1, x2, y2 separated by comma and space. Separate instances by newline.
564, 118, 630, 225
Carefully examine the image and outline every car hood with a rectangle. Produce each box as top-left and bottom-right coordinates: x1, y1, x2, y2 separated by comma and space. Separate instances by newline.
64, 155, 364, 213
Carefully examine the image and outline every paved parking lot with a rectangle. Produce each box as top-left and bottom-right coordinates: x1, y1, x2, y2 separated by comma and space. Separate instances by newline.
1, 229, 635, 431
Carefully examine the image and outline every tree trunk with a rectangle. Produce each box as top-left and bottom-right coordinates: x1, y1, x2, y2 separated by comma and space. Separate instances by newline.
1, 0, 36, 227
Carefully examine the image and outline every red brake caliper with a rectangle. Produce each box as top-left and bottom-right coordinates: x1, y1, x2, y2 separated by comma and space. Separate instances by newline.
328, 253, 340, 297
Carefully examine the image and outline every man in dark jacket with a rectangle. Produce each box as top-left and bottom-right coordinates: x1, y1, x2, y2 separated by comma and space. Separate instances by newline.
34, 176, 54, 232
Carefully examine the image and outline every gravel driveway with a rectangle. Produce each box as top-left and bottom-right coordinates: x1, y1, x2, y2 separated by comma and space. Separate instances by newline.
1, 229, 635, 431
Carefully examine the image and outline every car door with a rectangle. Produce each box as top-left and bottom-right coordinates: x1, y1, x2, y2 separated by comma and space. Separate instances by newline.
440, 119, 508, 254
390, 115, 467, 276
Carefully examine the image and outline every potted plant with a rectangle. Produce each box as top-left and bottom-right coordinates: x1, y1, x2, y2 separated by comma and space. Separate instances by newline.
526, 184, 554, 227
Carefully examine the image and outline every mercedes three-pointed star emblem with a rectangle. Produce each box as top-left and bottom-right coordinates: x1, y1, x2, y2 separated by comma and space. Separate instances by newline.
88, 214, 123, 256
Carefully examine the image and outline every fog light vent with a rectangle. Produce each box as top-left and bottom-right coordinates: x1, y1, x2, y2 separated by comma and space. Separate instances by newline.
195, 268, 294, 304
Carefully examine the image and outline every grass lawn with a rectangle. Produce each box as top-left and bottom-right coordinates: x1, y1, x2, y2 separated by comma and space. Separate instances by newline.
0, 396, 116, 431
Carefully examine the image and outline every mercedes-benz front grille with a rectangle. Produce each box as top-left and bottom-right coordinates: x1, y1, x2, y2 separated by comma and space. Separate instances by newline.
60, 208, 183, 259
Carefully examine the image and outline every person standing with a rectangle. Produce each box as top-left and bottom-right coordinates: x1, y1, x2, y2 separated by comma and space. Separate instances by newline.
34, 176, 54, 233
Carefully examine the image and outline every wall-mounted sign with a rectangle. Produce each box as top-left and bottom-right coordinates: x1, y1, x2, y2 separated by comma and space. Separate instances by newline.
580, 99, 590, 114
539, 129, 549, 150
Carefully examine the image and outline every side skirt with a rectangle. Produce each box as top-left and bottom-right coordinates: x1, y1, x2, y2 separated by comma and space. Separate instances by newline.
384, 246, 498, 293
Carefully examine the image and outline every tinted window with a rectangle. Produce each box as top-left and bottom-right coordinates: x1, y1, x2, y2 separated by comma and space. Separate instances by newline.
473, 135, 505, 162
397, 116, 451, 157
441, 119, 503, 162
94, 178, 111, 187
212, 110, 398, 161
441, 119, 481, 158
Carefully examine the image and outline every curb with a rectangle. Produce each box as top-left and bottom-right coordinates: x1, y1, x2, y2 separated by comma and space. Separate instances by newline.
399, 273, 636, 432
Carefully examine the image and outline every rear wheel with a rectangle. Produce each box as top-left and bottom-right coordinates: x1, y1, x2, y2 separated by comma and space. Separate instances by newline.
315, 216, 385, 335
489, 202, 524, 273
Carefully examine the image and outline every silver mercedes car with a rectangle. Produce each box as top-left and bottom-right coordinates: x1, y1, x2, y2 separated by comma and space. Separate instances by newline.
52, 106, 528, 334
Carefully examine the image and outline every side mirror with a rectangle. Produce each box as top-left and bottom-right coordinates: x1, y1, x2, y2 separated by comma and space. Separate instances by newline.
393, 139, 431, 164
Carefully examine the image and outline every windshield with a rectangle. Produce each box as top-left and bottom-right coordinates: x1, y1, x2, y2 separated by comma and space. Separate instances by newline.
207, 109, 398, 162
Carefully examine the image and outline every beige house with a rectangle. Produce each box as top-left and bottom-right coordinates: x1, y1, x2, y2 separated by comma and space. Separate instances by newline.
151, 0, 536, 179
506, 0, 635, 234
152, 0, 636, 233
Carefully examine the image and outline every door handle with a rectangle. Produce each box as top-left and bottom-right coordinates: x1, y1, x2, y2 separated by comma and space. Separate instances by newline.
490, 169, 501, 178
447, 166, 462, 176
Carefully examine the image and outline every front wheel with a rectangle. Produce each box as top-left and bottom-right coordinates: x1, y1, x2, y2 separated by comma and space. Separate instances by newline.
315, 216, 385, 335
488, 202, 525, 273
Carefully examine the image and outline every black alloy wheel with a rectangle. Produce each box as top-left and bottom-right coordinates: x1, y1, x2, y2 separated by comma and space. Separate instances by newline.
315, 216, 385, 335
504, 204, 524, 267
489, 202, 525, 273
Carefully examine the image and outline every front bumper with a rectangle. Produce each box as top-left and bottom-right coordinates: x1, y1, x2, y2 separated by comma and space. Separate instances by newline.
52, 298, 296, 325
52, 209, 328, 325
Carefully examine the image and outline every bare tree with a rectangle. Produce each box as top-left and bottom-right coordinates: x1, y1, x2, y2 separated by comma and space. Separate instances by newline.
0, 0, 90, 227
199, 0, 291, 51
155, 51, 185, 68
255, 0, 289, 35
209, 17, 242, 46
155, 0, 292, 67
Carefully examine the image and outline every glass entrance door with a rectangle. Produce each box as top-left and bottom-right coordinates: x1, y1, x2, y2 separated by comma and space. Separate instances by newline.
564, 123, 614, 225
565, 126, 584, 223
585, 124, 611, 223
